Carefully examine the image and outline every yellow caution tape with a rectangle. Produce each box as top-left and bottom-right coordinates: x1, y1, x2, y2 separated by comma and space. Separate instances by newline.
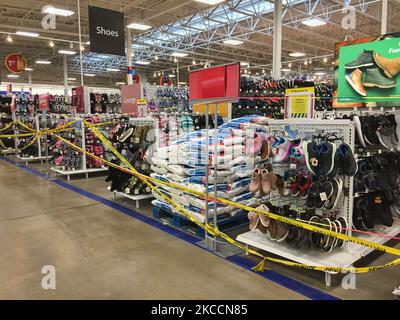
45, 120, 400, 274
3, 118, 400, 273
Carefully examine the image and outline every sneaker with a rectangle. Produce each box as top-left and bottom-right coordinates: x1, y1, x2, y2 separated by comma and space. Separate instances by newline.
393, 286, 400, 298
260, 169, 272, 195
290, 175, 300, 197
353, 197, 365, 231
345, 50, 375, 69
336, 143, 358, 176
248, 210, 267, 233
260, 138, 272, 159
373, 52, 400, 79
289, 142, 305, 164
363, 67, 397, 89
306, 181, 318, 209
303, 141, 336, 176
249, 168, 261, 194
324, 177, 343, 210
272, 136, 293, 163
245, 133, 263, 155
362, 115, 380, 146
315, 180, 333, 209
359, 195, 375, 230
345, 69, 367, 96
370, 191, 393, 227
376, 115, 395, 149
386, 114, 399, 146
258, 204, 271, 227
353, 115, 367, 147
298, 174, 313, 198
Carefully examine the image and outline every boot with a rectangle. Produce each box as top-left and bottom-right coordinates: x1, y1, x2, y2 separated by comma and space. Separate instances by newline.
374, 52, 400, 79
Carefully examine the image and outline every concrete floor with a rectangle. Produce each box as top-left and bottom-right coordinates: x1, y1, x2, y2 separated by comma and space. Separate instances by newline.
0, 158, 399, 299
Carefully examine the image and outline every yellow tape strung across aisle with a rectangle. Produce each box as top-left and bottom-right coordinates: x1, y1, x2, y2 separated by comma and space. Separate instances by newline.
2, 118, 399, 273
45, 120, 400, 274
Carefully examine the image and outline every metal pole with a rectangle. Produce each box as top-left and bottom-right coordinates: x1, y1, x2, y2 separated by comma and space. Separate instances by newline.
77, 0, 84, 86
42, 112, 50, 178
63, 54, 68, 96
213, 103, 218, 252
126, 28, 133, 85
205, 103, 211, 249
272, 0, 282, 79
177, 59, 180, 85
381, 0, 388, 35
28, 72, 32, 94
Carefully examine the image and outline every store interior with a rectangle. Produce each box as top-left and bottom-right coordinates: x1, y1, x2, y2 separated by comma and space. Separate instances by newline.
1, 0, 400, 300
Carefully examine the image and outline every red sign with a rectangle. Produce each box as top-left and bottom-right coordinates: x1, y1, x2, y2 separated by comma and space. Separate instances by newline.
5, 53, 27, 73
189, 63, 240, 101
121, 84, 141, 114
38, 94, 50, 111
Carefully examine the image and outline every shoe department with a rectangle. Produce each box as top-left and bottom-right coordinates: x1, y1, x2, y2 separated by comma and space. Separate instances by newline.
0, 0, 400, 301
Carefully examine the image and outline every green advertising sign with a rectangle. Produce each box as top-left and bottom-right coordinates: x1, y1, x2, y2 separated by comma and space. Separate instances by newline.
338, 37, 400, 103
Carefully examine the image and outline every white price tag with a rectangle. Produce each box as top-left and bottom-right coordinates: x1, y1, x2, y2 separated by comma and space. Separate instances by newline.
378, 149, 382, 154
319, 192, 328, 201
290, 163, 297, 169
367, 152, 371, 157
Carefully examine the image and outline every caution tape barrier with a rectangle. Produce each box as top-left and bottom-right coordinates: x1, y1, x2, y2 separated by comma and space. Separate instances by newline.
1, 119, 400, 273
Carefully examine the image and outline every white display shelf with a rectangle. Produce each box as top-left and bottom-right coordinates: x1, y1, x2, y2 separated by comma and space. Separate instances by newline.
236, 221, 400, 286
113, 191, 153, 209
16, 155, 50, 165
51, 167, 108, 180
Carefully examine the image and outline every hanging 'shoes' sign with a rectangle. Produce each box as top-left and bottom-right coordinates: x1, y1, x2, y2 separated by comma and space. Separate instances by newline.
88, 6, 125, 56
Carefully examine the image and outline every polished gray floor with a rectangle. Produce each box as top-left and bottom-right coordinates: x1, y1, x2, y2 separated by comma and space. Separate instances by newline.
0, 158, 399, 299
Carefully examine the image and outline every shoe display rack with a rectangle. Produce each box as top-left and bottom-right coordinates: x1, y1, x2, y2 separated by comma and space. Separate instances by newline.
50, 116, 108, 180
108, 117, 158, 208
15, 115, 49, 165
236, 118, 399, 285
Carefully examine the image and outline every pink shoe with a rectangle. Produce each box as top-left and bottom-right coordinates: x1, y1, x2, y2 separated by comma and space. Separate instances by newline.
245, 133, 263, 155
273, 137, 293, 163
260, 169, 272, 195
249, 168, 261, 193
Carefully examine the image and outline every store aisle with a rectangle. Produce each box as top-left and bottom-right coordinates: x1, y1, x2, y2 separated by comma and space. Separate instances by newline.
0, 160, 306, 299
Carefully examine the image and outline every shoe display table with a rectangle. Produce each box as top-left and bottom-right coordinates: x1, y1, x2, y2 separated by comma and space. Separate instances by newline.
50, 167, 108, 181
237, 221, 400, 286
16, 155, 50, 166
113, 191, 154, 209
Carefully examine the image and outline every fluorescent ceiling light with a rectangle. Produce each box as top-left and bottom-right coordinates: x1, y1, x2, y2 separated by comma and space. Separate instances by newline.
7, 74, 19, 78
67, 77, 76, 81
106, 68, 120, 72
169, 74, 176, 78
25, 67, 33, 71
240, 61, 249, 66
115, 82, 126, 85
16, 31, 39, 37
43, 6, 74, 17
281, 68, 291, 72
58, 50, 76, 55
223, 39, 243, 45
289, 52, 306, 57
171, 52, 188, 58
84, 73, 95, 77
35, 60, 51, 64
301, 18, 326, 27
315, 72, 326, 76
135, 60, 151, 65
195, 0, 225, 5
127, 22, 152, 30
178, 82, 187, 85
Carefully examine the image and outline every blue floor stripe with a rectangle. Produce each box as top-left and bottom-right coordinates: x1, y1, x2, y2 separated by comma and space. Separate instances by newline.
0, 156, 339, 300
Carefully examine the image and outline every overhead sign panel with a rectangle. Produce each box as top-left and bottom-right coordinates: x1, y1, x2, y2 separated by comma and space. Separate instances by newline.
88, 6, 125, 56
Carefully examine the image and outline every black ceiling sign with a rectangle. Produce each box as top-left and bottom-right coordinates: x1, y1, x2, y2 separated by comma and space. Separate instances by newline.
88, 6, 125, 56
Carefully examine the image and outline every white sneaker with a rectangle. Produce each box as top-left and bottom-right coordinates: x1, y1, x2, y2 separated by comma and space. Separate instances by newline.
393, 286, 400, 297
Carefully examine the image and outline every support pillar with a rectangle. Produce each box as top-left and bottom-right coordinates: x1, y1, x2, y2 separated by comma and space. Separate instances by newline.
381, 0, 388, 35
126, 28, 133, 85
272, 0, 282, 79
63, 54, 68, 96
